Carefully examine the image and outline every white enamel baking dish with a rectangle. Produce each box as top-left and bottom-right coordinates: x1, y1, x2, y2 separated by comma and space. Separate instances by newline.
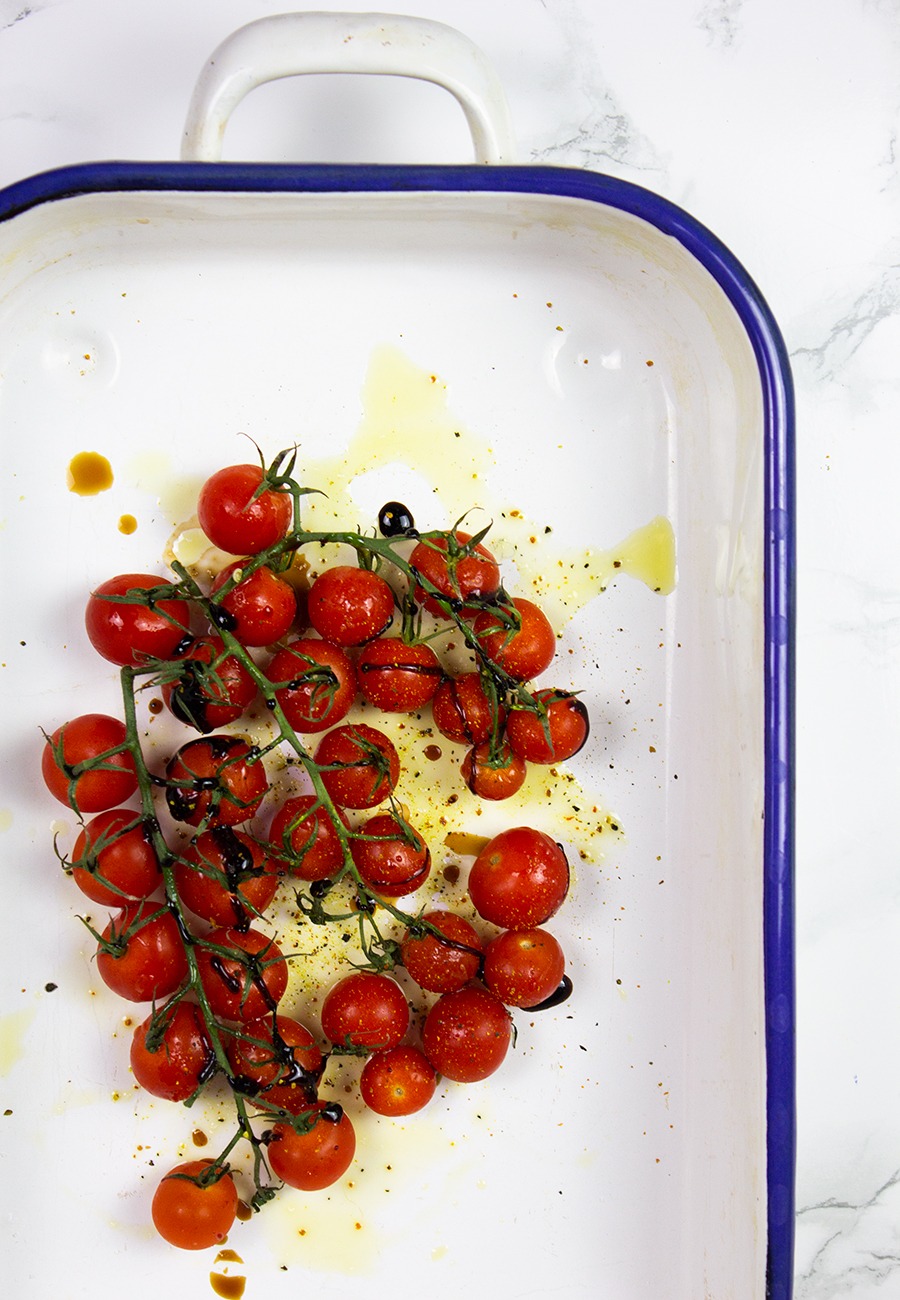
0, 13, 794, 1300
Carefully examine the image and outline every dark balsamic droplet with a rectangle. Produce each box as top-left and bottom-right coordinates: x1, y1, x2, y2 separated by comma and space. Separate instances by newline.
525, 975, 574, 1012
378, 501, 416, 537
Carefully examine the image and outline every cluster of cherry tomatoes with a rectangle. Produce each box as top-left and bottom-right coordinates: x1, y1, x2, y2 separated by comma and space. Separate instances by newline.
40, 454, 587, 1251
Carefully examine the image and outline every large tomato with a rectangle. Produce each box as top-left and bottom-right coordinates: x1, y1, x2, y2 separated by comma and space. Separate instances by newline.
467, 827, 570, 929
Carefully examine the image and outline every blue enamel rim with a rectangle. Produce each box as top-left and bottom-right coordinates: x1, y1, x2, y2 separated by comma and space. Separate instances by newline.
0, 160, 795, 1297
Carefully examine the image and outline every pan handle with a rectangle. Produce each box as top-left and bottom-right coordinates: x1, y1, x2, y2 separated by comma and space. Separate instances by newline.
181, 11, 515, 164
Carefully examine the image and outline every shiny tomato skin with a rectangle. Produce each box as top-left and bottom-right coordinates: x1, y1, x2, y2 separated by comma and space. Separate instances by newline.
165, 735, 268, 827
307, 565, 395, 647
96, 900, 189, 1003
267, 638, 356, 733
267, 1104, 356, 1191
151, 1160, 238, 1250
461, 741, 526, 801
85, 573, 191, 667
422, 985, 512, 1083
350, 811, 431, 897
196, 926, 288, 1022
198, 463, 293, 556
356, 638, 443, 712
162, 635, 257, 733
130, 1001, 214, 1101
483, 928, 567, 1008
173, 826, 278, 927
360, 1045, 437, 1116
210, 560, 296, 647
70, 808, 162, 905
401, 910, 484, 994
473, 597, 556, 680
313, 724, 400, 809
468, 827, 570, 929
506, 690, 590, 764
320, 972, 409, 1051
268, 795, 348, 881
409, 531, 501, 617
226, 1014, 322, 1115
42, 714, 138, 813
431, 672, 505, 745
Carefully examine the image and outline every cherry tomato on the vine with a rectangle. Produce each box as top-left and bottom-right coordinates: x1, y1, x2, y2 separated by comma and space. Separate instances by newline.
313, 724, 400, 809
266, 637, 356, 733
226, 1014, 323, 1115
506, 689, 590, 764
196, 926, 289, 1022
422, 985, 512, 1083
356, 637, 443, 712
320, 971, 409, 1051
461, 740, 526, 801
468, 827, 570, 929
483, 928, 566, 1008
130, 1001, 214, 1101
161, 635, 257, 733
409, 530, 501, 617
70, 808, 162, 905
307, 565, 395, 647
267, 1103, 356, 1191
151, 1159, 238, 1250
473, 597, 556, 681
350, 810, 431, 897
173, 826, 278, 927
431, 671, 505, 745
42, 714, 138, 814
401, 910, 484, 993
360, 1045, 437, 1117
165, 735, 268, 827
210, 560, 296, 647
198, 462, 293, 556
267, 794, 348, 881
95, 900, 189, 1003
85, 573, 191, 668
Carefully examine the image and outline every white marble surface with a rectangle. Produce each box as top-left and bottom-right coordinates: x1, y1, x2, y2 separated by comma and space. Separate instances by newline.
1, 1, 898, 1296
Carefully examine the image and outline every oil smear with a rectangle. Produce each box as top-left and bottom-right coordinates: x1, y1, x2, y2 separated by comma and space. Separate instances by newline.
67, 451, 113, 496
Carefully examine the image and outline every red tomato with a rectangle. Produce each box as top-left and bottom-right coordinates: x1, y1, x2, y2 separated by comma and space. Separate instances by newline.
198, 463, 293, 556
85, 573, 191, 667
151, 1160, 237, 1250
360, 1045, 437, 1116
468, 827, 570, 929
210, 560, 297, 647
173, 826, 278, 927
266, 638, 356, 733
401, 910, 484, 993
431, 671, 505, 745
461, 740, 526, 801
313, 724, 400, 809
161, 635, 258, 733
473, 597, 556, 680
196, 926, 288, 1022
226, 1014, 323, 1115
267, 1104, 356, 1191
350, 810, 431, 897
409, 531, 501, 617
96, 900, 189, 1003
320, 971, 409, 1051
356, 638, 443, 712
70, 808, 162, 905
268, 795, 348, 881
483, 928, 566, 1008
422, 985, 512, 1083
306, 565, 395, 647
506, 689, 590, 763
164, 735, 268, 827
41, 714, 138, 813
130, 1001, 214, 1101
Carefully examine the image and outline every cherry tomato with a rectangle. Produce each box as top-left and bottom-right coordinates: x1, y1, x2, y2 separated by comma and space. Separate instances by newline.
422, 985, 512, 1083
173, 826, 278, 927
96, 900, 189, 1003
266, 638, 356, 733
473, 597, 556, 680
431, 671, 505, 745
268, 795, 348, 881
267, 1103, 356, 1191
85, 573, 191, 668
151, 1160, 237, 1250
409, 530, 501, 617
360, 1045, 437, 1116
350, 810, 431, 897
198, 463, 293, 556
320, 971, 409, 1051
165, 735, 268, 827
506, 689, 590, 764
401, 910, 484, 993
313, 724, 400, 809
42, 714, 138, 814
130, 1001, 214, 1101
196, 926, 288, 1022
210, 560, 297, 647
70, 808, 162, 905
356, 638, 443, 712
468, 827, 570, 929
161, 635, 257, 733
461, 740, 526, 801
483, 928, 566, 1008
226, 1014, 322, 1115
307, 565, 395, 647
